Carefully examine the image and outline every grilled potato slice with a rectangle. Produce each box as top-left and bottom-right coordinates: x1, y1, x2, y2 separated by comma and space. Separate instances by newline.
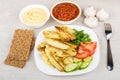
43, 30, 60, 39
37, 42, 47, 51
58, 60, 65, 68
53, 55, 65, 68
56, 25, 74, 34
45, 38, 69, 49
64, 47, 77, 56
46, 45, 69, 58
64, 57, 73, 65
40, 50, 54, 67
64, 42, 78, 49
55, 26, 76, 41
45, 45, 64, 72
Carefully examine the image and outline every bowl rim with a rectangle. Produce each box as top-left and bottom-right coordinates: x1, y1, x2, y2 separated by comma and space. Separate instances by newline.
19, 4, 50, 28
51, 1, 82, 24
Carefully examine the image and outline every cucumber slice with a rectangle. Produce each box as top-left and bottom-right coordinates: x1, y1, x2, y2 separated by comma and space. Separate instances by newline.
80, 62, 90, 69
83, 56, 93, 62
76, 61, 82, 70
65, 63, 77, 72
73, 57, 82, 63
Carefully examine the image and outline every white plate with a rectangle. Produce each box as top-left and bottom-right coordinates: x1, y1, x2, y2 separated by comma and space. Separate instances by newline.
34, 25, 100, 76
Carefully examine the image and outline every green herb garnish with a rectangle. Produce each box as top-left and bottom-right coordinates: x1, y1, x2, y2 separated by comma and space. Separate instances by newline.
70, 29, 92, 45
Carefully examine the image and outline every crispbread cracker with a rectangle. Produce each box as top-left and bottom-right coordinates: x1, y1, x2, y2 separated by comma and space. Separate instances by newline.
4, 58, 25, 68
30, 37, 36, 51
4, 37, 35, 68
8, 29, 34, 61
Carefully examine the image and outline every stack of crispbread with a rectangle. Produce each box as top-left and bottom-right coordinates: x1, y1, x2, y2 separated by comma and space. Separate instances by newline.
4, 29, 35, 68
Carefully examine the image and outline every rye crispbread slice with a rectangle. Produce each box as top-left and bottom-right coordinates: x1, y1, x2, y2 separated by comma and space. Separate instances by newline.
7, 29, 34, 61
4, 58, 25, 68
4, 37, 35, 68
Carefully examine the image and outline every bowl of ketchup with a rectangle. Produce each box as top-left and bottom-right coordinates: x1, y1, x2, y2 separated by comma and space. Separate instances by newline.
51, 1, 81, 24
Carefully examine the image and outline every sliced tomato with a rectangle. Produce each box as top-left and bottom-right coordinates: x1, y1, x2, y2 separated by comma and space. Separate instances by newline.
76, 46, 90, 59
77, 46, 86, 53
75, 42, 97, 59
76, 51, 89, 59
81, 42, 97, 56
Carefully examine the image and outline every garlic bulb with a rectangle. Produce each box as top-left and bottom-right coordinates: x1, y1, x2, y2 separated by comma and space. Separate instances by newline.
96, 8, 109, 21
83, 6, 96, 17
84, 17, 98, 28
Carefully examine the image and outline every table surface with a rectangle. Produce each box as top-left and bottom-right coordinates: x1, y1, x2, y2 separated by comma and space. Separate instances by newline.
0, 0, 120, 80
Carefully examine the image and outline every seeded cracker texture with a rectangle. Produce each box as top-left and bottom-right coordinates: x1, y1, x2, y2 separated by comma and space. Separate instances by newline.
8, 29, 34, 60
4, 58, 26, 68
4, 29, 35, 68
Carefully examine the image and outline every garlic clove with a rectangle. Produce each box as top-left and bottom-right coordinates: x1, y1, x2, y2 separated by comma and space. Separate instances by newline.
96, 8, 109, 21
84, 16, 98, 28
83, 6, 97, 17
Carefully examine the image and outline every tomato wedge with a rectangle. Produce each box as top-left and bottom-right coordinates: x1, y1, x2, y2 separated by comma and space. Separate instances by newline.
81, 42, 97, 56
76, 46, 90, 59
75, 42, 97, 59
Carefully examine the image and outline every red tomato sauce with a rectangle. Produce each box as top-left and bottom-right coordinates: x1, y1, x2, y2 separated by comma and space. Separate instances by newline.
52, 2, 80, 21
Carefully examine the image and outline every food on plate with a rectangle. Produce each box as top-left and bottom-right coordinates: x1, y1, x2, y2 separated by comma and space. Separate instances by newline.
37, 25, 97, 72
76, 42, 97, 59
83, 56, 93, 62
45, 45, 69, 58
65, 63, 78, 72
73, 57, 82, 63
56, 25, 75, 34
19, 5, 50, 28
40, 50, 54, 67
96, 8, 109, 21
64, 57, 73, 65
63, 47, 77, 56
43, 30, 61, 39
80, 61, 91, 69
52, 2, 80, 21
45, 45, 64, 72
55, 26, 76, 41
83, 6, 96, 17
64, 42, 77, 49
70, 29, 91, 45
43, 25, 76, 41
76, 46, 90, 59
80, 42, 97, 56
80, 56, 92, 69
4, 29, 35, 68
45, 38, 69, 49
84, 16, 98, 28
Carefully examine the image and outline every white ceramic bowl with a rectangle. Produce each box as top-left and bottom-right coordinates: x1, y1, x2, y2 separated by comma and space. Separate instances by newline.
19, 4, 50, 28
51, 1, 81, 24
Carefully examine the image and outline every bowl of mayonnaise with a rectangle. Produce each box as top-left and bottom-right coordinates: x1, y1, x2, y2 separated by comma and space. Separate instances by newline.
19, 4, 50, 28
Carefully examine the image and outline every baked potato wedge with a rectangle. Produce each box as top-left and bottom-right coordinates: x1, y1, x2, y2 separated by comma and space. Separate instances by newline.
40, 50, 54, 67
43, 30, 61, 39
64, 47, 77, 56
64, 42, 78, 49
63, 57, 73, 65
37, 42, 47, 51
53, 55, 65, 68
56, 25, 74, 34
45, 45, 69, 58
45, 45, 64, 72
45, 38, 69, 49
55, 26, 76, 41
